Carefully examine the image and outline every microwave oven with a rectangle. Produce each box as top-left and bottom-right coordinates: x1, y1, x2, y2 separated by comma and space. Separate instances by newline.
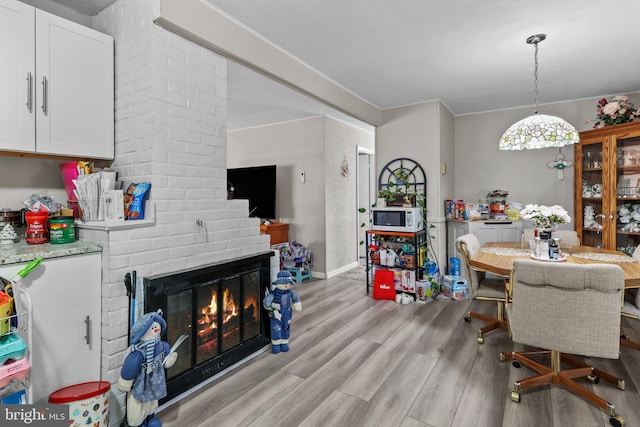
371, 207, 423, 232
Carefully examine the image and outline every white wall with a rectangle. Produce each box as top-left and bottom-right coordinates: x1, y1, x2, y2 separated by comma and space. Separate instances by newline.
0, 157, 66, 209
228, 116, 375, 275
325, 118, 374, 273
92, 0, 270, 422
454, 93, 640, 221
377, 101, 453, 269
228, 117, 326, 270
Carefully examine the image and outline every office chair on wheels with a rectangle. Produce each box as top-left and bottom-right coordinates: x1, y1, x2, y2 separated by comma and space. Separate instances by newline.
456, 234, 508, 344
501, 259, 625, 427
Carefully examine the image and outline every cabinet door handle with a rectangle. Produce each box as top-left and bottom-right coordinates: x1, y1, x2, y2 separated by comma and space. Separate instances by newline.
84, 315, 91, 346
41, 76, 48, 114
26, 72, 32, 112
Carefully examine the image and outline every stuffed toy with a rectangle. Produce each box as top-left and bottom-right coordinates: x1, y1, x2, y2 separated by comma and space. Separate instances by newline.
263, 270, 302, 353
118, 310, 178, 427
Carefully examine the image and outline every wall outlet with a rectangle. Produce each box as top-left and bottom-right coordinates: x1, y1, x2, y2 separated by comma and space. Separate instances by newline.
300, 170, 306, 183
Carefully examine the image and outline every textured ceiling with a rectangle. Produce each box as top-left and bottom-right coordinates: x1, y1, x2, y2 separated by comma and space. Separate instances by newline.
47, 0, 640, 130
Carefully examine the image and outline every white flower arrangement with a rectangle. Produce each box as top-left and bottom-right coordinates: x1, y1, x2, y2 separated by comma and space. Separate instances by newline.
519, 204, 571, 229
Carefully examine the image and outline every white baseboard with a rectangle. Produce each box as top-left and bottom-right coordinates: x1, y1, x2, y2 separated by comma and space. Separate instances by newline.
325, 261, 360, 279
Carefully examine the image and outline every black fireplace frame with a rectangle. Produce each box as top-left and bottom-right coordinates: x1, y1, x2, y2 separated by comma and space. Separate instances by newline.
144, 252, 272, 402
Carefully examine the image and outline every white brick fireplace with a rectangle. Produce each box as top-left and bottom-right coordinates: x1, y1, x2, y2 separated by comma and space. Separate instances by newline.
88, 0, 271, 422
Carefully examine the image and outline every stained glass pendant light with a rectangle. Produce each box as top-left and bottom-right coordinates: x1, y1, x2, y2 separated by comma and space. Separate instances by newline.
499, 34, 580, 151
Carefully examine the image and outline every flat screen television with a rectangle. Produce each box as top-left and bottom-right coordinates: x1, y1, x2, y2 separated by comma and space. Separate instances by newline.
227, 165, 277, 219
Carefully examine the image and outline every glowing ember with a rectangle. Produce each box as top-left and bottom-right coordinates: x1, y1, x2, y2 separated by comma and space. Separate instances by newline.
222, 288, 238, 323
199, 290, 218, 333
197, 288, 241, 341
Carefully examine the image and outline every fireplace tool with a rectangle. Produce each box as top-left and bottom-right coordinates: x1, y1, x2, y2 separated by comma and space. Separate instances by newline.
124, 272, 132, 339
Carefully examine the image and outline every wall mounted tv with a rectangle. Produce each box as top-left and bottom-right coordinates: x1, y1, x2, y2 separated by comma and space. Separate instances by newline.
227, 165, 277, 219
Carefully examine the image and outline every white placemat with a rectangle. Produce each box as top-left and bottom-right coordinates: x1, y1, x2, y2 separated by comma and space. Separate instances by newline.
571, 252, 637, 263
480, 247, 532, 257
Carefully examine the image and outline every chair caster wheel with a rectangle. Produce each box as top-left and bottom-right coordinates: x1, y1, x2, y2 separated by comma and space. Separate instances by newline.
477, 336, 484, 344
499, 353, 506, 362
512, 361, 521, 368
464, 315, 471, 323
610, 414, 624, 427
587, 374, 600, 384
511, 391, 521, 403
618, 379, 625, 390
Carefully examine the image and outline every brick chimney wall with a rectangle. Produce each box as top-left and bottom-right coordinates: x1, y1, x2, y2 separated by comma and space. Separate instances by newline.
91, 0, 270, 421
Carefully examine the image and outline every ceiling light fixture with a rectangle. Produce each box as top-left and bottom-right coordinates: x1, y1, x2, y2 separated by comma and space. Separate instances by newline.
499, 34, 580, 180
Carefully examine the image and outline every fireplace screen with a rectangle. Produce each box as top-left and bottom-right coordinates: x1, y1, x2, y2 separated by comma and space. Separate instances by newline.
144, 253, 271, 401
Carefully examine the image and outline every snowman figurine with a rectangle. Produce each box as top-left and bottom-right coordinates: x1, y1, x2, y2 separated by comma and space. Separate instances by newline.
119, 310, 178, 427
263, 271, 302, 353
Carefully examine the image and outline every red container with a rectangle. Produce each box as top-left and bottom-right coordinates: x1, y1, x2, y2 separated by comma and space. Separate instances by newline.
25, 211, 49, 244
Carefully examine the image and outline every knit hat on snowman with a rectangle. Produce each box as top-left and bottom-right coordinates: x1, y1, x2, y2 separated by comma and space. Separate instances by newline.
129, 310, 167, 373
130, 310, 167, 345
272, 270, 296, 287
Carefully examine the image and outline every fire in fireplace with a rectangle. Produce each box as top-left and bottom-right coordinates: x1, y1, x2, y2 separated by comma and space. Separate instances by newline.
144, 253, 272, 402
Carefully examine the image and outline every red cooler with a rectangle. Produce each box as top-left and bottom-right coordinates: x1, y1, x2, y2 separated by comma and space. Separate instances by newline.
48, 381, 110, 426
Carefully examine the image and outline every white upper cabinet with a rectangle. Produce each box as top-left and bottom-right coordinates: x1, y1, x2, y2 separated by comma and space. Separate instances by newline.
0, 0, 35, 152
0, 0, 114, 159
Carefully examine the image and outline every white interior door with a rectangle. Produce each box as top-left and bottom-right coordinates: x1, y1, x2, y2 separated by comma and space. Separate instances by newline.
357, 147, 375, 261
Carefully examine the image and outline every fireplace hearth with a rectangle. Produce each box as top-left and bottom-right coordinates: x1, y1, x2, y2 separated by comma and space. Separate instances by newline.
144, 253, 272, 402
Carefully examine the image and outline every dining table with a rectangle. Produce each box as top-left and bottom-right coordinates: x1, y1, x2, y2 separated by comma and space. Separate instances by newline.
470, 241, 640, 289
470, 240, 640, 389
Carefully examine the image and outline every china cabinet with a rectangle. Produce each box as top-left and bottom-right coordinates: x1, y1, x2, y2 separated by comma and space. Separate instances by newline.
575, 121, 640, 254
0, 0, 114, 159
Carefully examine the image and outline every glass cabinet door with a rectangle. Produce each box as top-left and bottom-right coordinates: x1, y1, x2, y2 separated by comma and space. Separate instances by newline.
581, 142, 604, 248
615, 133, 640, 255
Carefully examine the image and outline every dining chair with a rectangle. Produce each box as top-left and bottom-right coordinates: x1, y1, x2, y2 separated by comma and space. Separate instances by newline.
501, 259, 625, 427
456, 234, 508, 344
521, 228, 580, 248
620, 245, 640, 351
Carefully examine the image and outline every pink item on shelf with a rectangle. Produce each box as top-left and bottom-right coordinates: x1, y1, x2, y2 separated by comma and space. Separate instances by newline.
0, 357, 30, 389
59, 161, 80, 201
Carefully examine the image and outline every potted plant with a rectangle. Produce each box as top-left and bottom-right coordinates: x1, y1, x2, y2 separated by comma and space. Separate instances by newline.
378, 181, 416, 207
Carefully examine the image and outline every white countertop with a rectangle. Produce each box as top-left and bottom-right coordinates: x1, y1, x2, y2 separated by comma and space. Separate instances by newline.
0, 239, 102, 265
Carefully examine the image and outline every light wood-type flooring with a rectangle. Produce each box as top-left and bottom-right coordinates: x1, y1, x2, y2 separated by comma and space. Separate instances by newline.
158, 275, 640, 427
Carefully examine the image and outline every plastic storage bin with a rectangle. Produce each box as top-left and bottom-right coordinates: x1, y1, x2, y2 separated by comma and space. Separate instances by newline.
0, 357, 30, 388
0, 334, 27, 365
48, 381, 110, 427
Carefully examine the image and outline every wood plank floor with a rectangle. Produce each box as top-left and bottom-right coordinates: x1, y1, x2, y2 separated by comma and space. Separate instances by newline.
158, 276, 640, 427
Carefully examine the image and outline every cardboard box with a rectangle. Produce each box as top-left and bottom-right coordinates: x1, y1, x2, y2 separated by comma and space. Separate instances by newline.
416, 280, 434, 303
401, 270, 416, 293
393, 270, 403, 291
441, 275, 469, 300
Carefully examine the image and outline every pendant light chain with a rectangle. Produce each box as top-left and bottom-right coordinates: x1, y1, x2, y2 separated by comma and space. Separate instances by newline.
533, 40, 539, 115
498, 33, 579, 151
